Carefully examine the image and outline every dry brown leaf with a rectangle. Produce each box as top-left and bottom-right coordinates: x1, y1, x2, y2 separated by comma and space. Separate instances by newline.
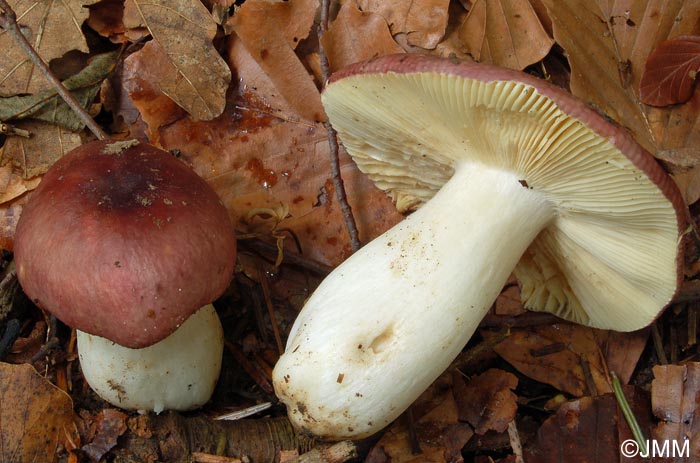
120, 41, 188, 141
0, 363, 78, 463
493, 324, 606, 396
0, 121, 82, 179
640, 34, 700, 107
125, 35, 403, 267
357, 0, 450, 50
322, 1, 404, 73
651, 363, 700, 458
86, 0, 128, 43
229, 0, 324, 123
0, 165, 40, 205
459, 0, 554, 70
365, 377, 472, 463
454, 369, 518, 435
81, 409, 128, 461
123, 0, 231, 120
0, 199, 24, 251
0, 0, 92, 94
542, 1, 700, 201
524, 388, 652, 462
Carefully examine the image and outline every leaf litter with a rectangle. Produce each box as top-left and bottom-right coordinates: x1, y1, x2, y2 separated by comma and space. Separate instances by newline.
1, 1, 700, 461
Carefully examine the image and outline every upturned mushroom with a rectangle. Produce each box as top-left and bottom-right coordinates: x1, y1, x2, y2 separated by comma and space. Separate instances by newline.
14, 139, 236, 412
272, 55, 685, 439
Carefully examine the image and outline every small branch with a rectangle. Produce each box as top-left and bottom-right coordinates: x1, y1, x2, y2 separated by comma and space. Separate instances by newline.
317, 0, 361, 253
0, 0, 107, 140
507, 420, 525, 463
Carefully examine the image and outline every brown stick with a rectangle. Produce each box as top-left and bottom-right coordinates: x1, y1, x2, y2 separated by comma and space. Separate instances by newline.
317, 0, 361, 253
0, 0, 107, 140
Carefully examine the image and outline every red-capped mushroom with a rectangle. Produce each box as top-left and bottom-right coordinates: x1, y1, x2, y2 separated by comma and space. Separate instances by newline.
14, 139, 236, 412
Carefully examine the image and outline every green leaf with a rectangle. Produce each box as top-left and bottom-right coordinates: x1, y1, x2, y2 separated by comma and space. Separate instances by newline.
0, 50, 119, 131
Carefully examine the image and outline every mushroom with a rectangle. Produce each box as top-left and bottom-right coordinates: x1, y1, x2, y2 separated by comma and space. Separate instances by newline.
14, 139, 236, 412
272, 55, 685, 439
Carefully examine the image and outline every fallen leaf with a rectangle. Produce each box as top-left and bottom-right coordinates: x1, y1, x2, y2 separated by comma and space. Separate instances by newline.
542, 1, 700, 203
357, 0, 450, 50
0, 200, 25, 251
454, 369, 518, 435
0, 362, 78, 463
81, 409, 128, 461
459, 0, 554, 70
0, 51, 119, 131
0, 121, 82, 179
229, 0, 324, 123
494, 283, 526, 316
0, 0, 92, 94
117, 27, 403, 267
0, 165, 40, 205
366, 376, 473, 463
86, 0, 128, 43
651, 363, 700, 459
321, 1, 404, 73
640, 34, 700, 107
493, 325, 618, 397
120, 41, 189, 141
123, 0, 231, 120
524, 388, 652, 462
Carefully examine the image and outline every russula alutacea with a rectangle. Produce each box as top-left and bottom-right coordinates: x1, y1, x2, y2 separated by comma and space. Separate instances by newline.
272, 55, 685, 438
14, 139, 236, 412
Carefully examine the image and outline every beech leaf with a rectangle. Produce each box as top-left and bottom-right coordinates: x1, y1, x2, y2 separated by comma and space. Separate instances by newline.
459, 0, 554, 70
123, 0, 231, 120
357, 0, 450, 50
0, 363, 78, 463
640, 34, 700, 107
651, 363, 700, 457
0, 0, 93, 95
0, 51, 119, 131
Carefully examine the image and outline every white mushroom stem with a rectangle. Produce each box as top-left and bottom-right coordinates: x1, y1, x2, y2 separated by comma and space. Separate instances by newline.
78, 304, 224, 413
273, 162, 556, 438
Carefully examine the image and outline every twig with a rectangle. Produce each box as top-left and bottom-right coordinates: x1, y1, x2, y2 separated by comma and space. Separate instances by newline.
317, 0, 361, 253
611, 371, 648, 457
0, 0, 107, 140
507, 420, 525, 463
284, 441, 358, 463
651, 322, 668, 365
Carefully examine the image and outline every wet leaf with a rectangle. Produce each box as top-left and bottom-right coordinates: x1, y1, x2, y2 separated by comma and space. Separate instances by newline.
651, 363, 700, 458
110, 16, 403, 267
123, 0, 231, 120
0, 0, 93, 94
640, 34, 700, 107
0, 362, 78, 463
459, 0, 554, 70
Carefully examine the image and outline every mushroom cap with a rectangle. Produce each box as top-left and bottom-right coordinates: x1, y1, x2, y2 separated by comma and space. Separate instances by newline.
14, 139, 236, 348
322, 54, 685, 331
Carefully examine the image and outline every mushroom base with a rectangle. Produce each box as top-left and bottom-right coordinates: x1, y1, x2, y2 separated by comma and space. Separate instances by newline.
78, 304, 224, 413
273, 162, 556, 439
